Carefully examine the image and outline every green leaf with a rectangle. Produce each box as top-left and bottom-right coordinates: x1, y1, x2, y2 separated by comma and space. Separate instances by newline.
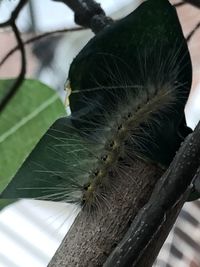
0, 79, 65, 194
68, 0, 192, 166
0, 117, 95, 202
69, 0, 191, 110
0, 0, 192, 203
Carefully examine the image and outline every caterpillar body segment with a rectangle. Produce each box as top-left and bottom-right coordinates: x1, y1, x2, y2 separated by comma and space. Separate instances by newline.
68, 0, 192, 167
0, 0, 192, 212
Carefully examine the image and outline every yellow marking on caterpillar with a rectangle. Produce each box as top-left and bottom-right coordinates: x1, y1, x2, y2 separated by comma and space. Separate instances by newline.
87, 185, 94, 192
64, 80, 72, 110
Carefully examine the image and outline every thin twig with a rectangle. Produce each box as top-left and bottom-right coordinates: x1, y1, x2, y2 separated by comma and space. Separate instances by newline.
174, 1, 186, 7
0, 0, 28, 28
0, 0, 28, 113
0, 27, 84, 67
187, 21, 200, 41
52, 0, 113, 33
174, 1, 200, 43
183, 0, 200, 8
0, 22, 26, 112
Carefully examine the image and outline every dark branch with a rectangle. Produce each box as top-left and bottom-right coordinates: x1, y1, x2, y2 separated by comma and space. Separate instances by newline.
0, 0, 28, 112
104, 121, 200, 267
175, 0, 200, 43
0, 22, 26, 112
0, 0, 27, 28
187, 21, 200, 41
52, 0, 113, 33
0, 27, 84, 68
183, 0, 200, 8
174, 1, 186, 7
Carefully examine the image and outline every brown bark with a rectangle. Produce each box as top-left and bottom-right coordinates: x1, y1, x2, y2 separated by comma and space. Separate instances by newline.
48, 122, 200, 267
133, 191, 188, 267
104, 122, 200, 267
48, 160, 163, 267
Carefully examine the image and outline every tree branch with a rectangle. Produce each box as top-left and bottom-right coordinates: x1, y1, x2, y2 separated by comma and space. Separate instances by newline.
52, 0, 113, 33
187, 21, 200, 41
183, 0, 200, 8
0, 0, 27, 113
174, 1, 186, 7
0, 27, 84, 68
0, 22, 26, 112
48, 121, 200, 267
104, 121, 200, 267
0, 0, 27, 28
48, 160, 164, 267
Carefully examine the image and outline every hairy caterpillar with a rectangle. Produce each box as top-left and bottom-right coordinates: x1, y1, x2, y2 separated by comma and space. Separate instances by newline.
1, 0, 192, 216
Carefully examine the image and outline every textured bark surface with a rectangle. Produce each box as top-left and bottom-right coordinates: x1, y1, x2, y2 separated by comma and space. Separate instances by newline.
103, 123, 200, 267
48, 159, 163, 267
135, 191, 188, 267
48, 122, 200, 267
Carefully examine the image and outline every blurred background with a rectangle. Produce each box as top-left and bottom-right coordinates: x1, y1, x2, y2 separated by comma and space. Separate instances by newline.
0, 0, 200, 266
